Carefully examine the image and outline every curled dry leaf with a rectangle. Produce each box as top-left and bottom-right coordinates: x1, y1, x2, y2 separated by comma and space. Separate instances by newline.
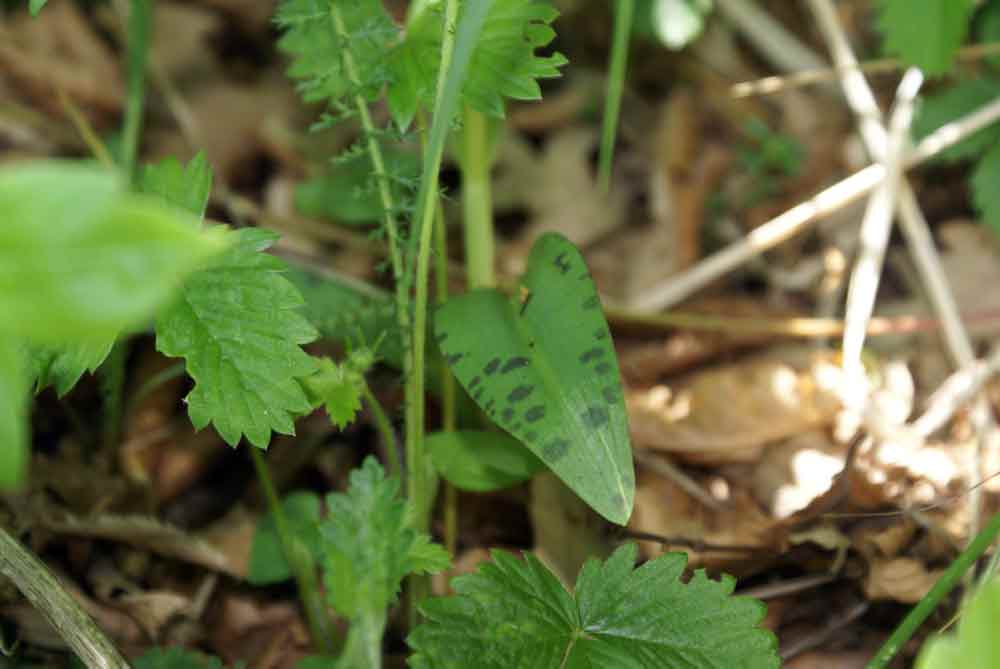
864, 557, 943, 604
627, 350, 843, 465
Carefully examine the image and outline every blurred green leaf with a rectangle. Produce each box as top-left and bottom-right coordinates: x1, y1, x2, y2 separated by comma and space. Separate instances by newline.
140, 152, 213, 221
427, 430, 544, 491
913, 77, 1000, 162
917, 580, 1000, 669
28, 340, 114, 397
0, 337, 28, 489
878, 0, 974, 76
0, 161, 228, 344
248, 491, 322, 585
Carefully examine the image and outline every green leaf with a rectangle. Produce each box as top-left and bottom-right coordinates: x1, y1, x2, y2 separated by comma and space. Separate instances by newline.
913, 77, 1000, 162
301, 357, 364, 430
134, 647, 224, 669
28, 340, 114, 397
155, 228, 319, 448
320, 457, 449, 668
427, 430, 544, 492
878, 0, 975, 76
275, 0, 399, 106
434, 232, 635, 524
387, 0, 568, 128
975, 0, 1000, 69
140, 152, 213, 220
294, 147, 420, 225
0, 337, 28, 489
409, 542, 779, 669
917, 580, 1000, 669
972, 142, 1000, 235
248, 491, 322, 585
28, 0, 47, 16
0, 161, 229, 344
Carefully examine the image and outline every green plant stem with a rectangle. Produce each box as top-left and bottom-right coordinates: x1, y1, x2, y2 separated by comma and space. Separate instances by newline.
0, 527, 129, 669
362, 383, 400, 480
249, 448, 338, 655
434, 195, 459, 555
121, 0, 151, 184
867, 510, 1000, 669
597, 0, 634, 193
100, 342, 126, 451
461, 107, 495, 288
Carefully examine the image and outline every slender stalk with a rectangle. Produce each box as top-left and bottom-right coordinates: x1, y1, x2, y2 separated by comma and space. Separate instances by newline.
434, 200, 459, 554
461, 107, 495, 287
99, 343, 126, 452
867, 510, 1000, 669
361, 383, 400, 480
0, 527, 129, 669
121, 0, 151, 184
597, 0, 634, 193
249, 448, 338, 655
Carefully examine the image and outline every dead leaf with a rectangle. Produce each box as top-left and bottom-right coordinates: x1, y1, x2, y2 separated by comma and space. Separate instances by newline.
628, 350, 843, 464
864, 557, 943, 603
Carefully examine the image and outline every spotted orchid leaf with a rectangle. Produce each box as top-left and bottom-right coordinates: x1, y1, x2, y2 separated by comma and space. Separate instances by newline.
434, 232, 634, 524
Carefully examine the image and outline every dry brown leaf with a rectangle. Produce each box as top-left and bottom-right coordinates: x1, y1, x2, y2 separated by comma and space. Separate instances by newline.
150, 2, 221, 80
627, 350, 842, 464
753, 431, 847, 519
630, 469, 774, 570
864, 557, 943, 603
850, 520, 916, 560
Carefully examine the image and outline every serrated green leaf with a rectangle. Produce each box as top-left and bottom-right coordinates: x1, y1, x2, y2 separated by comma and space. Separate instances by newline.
427, 430, 544, 491
301, 357, 364, 430
972, 142, 1000, 235
917, 580, 1000, 669
435, 232, 634, 524
248, 491, 322, 585
28, 340, 114, 397
155, 228, 318, 448
878, 0, 974, 76
409, 542, 779, 669
0, 161, 229, 344
134, 647, 224, 669
320, 457, 449, 669
28, 0, 47, 16
387, 0, 567, 128
913, 77, 1000, 162
275, 0, 399, 106
140, 152, 213, 221
0, 337, 28, 489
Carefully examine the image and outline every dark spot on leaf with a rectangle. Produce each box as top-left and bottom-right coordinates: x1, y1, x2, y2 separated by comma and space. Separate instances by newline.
579, 347, 604, 363
582, 295, 600, 310
473, 388, 484, 401
543, 438, 571, 462
526, 431, 538, 441
435, 332, 448, 344
502, 407, 515, 422
484, 357, 501, 375
602, 386, 618, 403
554, 252, 571, 274
501, 357, 530, 373
469, 376, 481, 389
594, 362, 613, 375
525, 405, 546, 422
581, 405, 609, 428
594, 328, 608, 340
445, 352, 464, 366
612, 492, 628, 512
512, 422, 522, 431
507, 385, 535, 403
519, 291, 533, 316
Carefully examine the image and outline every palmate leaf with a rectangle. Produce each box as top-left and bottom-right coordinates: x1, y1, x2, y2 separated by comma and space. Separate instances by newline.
408, 543, 779, 669
301, 356, 364, 430
155, 228, 318, 448
140, 152, 213, 220
434, 233, 634, 525
877, 0, 974, 76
